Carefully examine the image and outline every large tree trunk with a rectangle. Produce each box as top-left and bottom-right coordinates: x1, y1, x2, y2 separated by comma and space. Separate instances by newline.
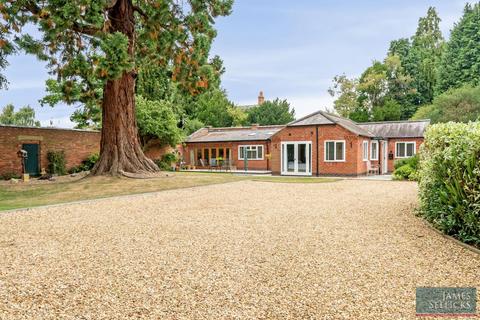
91, 0, 158, 176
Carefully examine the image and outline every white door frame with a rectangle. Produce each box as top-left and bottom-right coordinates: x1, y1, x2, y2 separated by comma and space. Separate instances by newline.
382, 140, 388, 174
281, 141, 312, 176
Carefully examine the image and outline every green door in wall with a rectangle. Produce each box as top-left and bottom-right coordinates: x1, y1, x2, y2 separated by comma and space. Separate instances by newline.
22, 144, 39, 175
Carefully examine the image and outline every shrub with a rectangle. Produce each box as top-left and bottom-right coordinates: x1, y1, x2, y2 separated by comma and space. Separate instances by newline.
154, 153, 177, 171
393, 154, 419, 180
47, 150, 67, 175
68, 153, 99, 174
393, 164, 414, 180
1, 172, 21, 180
418, 122, 480, 246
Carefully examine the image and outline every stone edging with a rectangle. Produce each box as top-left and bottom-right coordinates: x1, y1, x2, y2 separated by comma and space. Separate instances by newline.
420, 218, 480, 256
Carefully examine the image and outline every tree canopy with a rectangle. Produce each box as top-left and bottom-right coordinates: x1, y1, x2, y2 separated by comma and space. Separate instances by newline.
328, 5, 480, 124
246, 99, 295, 125
412, 85, 480, 123
0, 0, 233, 175
436, 3, 480, 94
0, 104, 40, 127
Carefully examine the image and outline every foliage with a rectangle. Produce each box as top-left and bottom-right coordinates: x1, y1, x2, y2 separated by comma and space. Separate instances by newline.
154, 153, 178, 171
436, 3, 480, 94
393, 154, 419, 180
328, 75, 358, 118
68, 153, 100, 173
406, 7, 444, 105
136, 95, 183, 147
418, 122, 480, 246
1, 172, 21, 180
372, 99, 402, 121
330, 6, 445, 122
47, 150, 66, 175
193, 89, 235, 127
393, 164, 415, 181
183, 118, 205, 135
412, 85, 480, 123
246, 99, 295, 125
0, 104, 40, 127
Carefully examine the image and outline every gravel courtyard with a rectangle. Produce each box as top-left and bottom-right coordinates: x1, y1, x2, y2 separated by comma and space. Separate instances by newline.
0, 179, 478, 319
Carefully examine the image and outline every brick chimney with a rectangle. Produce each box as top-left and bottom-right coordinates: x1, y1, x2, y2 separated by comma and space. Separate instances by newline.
258, 91, 265, 105
251, 123, 259, 130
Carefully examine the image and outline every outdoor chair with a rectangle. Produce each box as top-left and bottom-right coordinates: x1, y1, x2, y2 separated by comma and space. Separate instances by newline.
367, 161, 380, 175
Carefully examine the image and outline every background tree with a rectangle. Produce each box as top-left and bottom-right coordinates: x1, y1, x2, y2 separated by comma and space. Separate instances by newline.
436, 3, 480, 94
406, 7, 444, 105
328, 74, 358, 118
0, 104, 40, 126
246, 99, 295, 125
193, 89, 235, 127
0, 0, 233, 175
412, 85, 480, 123
135, 95, 183, 149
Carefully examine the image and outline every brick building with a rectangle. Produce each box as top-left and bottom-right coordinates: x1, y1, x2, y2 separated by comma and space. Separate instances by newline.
184, 111, 430, 176
0, 125, 101, 176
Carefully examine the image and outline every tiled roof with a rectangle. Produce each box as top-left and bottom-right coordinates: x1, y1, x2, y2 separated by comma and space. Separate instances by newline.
186, 125, 285, 143
288, 111, 375, 137
357, 119, 430, 138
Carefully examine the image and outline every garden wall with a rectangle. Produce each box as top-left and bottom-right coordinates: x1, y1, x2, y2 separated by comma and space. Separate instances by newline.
0, 125, 100, 176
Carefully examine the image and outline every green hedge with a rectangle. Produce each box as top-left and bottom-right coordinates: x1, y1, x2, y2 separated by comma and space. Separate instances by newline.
418, 122, 480, 246
47, 150, 67, 175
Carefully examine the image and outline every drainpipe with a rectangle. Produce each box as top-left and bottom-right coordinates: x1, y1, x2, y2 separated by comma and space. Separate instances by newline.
266, 142, 269, 171
316, 125, 319, 177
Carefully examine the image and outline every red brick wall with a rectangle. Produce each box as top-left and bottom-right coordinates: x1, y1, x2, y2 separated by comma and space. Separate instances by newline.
270, 124, 372, 176
387, 137, 424, 172
184, 140, 270, 171
0, 126, 100, 176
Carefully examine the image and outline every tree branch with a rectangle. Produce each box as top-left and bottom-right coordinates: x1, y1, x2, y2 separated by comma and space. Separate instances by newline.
72, 22, 101, 36
133, 6, 148, 20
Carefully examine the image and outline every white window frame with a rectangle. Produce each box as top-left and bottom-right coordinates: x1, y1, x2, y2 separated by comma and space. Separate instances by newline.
362, 140, 369, 161
370, 141, 379, 160
395, 141, 416, 158
324, 140, 346, 162
238, 145, 264, 160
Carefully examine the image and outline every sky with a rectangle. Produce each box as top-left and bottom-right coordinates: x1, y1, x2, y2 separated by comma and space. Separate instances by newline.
0, 0, 468, 128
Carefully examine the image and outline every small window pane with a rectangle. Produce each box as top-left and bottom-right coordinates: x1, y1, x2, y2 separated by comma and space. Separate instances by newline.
406, 143, 414, 157
371, 142, 378, 160
239, 147, 244, 159
326, 142, 335, 161
336, 142, 344, 161
257, 146, 263, 159
397, 143, 405, 157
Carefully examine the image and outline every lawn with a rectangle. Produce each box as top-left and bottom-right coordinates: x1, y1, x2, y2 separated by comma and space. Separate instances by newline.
0, 172, 337, 211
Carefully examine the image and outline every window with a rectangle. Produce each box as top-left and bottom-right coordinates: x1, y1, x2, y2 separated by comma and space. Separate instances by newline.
370, 141, 379, 160
324, 140, 345, 162
238, 145, 264, 160
395, 142, 416, 158
362, 141, 369, 161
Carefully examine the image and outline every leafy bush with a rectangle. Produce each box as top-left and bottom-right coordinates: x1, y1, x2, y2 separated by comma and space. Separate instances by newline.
393, 154, 419, 180
154, 153, 177, 171
47, 150, 67, 175
393, 164, 414, 180
1, 172, 21, 180
418, 122, 480, 246
68, 153, 99, 174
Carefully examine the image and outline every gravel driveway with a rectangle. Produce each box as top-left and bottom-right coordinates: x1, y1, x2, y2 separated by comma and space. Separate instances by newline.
0, 180, 478, 319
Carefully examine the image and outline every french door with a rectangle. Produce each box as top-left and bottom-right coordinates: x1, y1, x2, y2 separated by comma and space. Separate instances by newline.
281, 141, 312, 176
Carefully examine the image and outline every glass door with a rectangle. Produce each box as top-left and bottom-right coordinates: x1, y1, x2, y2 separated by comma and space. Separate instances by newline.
281, 142, 312, 176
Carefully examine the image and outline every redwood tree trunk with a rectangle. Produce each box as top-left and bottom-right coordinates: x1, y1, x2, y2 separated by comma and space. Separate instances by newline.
91, 0, 158, 175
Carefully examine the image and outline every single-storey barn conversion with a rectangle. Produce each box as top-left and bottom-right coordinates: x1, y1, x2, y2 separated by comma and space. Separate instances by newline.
184, 111, 430, 176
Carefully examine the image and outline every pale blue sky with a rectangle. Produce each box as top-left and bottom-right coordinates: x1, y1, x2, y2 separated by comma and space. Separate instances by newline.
0, 0, 467, 127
